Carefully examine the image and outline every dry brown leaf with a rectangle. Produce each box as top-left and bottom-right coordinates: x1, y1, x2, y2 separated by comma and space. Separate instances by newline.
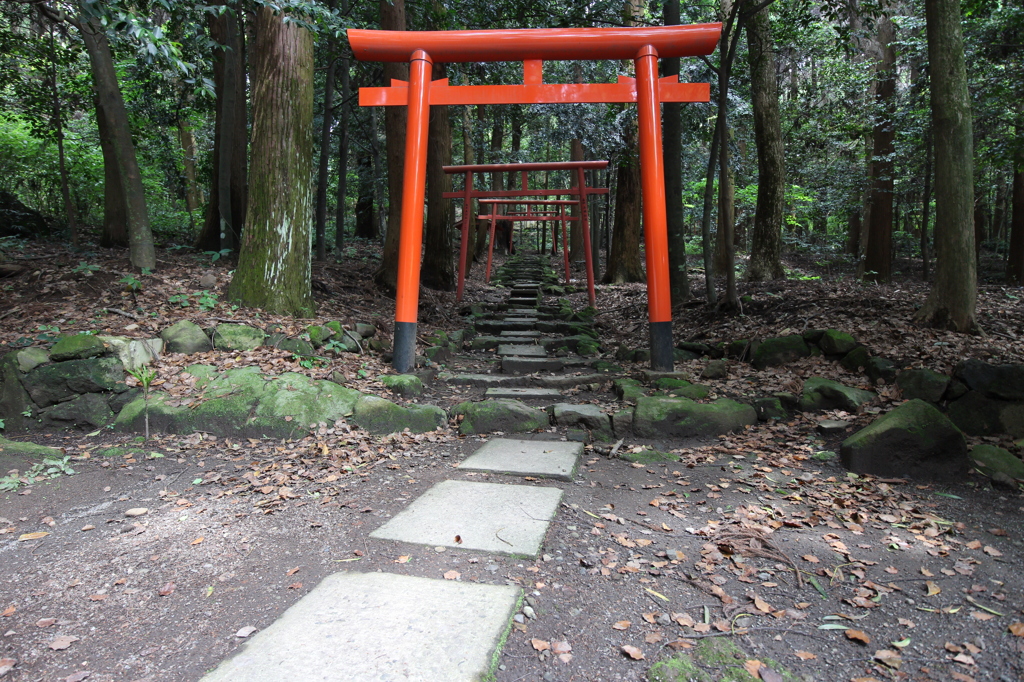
17, 531, 49, 541
88, 594, 107, 602
395, 555, 411, 563
645, 632, 663, 644
965, 540, 982, 550
950, 672, 976, 682
551, 640, 571, 655
873, 649, 901, 669
666, 639, 693, 650
621, 645, 644, 660
191, 537, 204, 545
743, 659, 762, 677
158, 582, 175, 597
920, 567, 934, 577
845, 629, 871, 645
531, 639, 550, 651
897, 618, 915, 628
753, 596, 771, 613
1, 606, 15, 617
953, 653, 976, 666
802, 555, 819, 563
443, 570, 460, 581
286, 582, 302, 589
286, 567, 301, 576
35, 618, 56, 628
925, 581, 941, 596
0, 658, 16, 676
794, 650, 817, 660
48, 635, 79, 651
983, 546, 1003, 557
971, 611, 995, 621
1009, 622, 1024, 637
642, 612, 658, 624
612, 620, 631, 630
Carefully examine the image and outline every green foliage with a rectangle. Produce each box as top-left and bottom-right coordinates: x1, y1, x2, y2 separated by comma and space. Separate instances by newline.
73, 261, 99, 274
197, 290, 218, 311
120, 273, 142, 291
0, 455, 76, 492
168, 292, 190, 307
204, 248, 232, 262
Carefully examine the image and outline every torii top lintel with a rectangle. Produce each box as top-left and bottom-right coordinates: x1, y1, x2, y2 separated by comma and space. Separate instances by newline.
348, 24, 721, 63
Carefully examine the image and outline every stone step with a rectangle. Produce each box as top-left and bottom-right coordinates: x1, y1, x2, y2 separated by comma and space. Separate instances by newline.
200, 572, 519, 682
502, 356, 565, 374
457, 438, 582, 481
500, 330, 542, 338
443, 373, 532, 387
475, 319, 536, 334
370, 480, 563, 557
484, 386, 562, 400
497, 344, 548, 358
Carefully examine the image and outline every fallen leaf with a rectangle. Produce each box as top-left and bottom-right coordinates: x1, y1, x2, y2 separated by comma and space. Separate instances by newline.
88, 594, 107, 602
988, 528, 1007, 536
744, 659, 762, 676
753, 597, 771, 613
794, 650, 816, 660
17, 531, 49, 541
551, 640, 571, 654
983, 546, 1003, 557
64, 672, 91, 682
48, 635, 79, 650
950, 673, 976, 682
191, 537, 204, 545
965, 540, 982, 550
0, 658, 16, 676
645, 632, 663, 644
286, 567, 301, 576
873, 649, 901, 669
897, 618, 915, 628
953, 653, 975, 666
35, 618, 56, 628
666, 639, 693, 650
884, 566, 898, 575
395, 555, 411, 564
621, 645, 644, 660
557, 653, 573, 664
920, 567, 934, 577
925, 581, 941, 596
971, 611, 995, 621
1009, 622, 1024, 637
802, 555, 819, 563
845, 629, 871, 644
531, 639, 550, 651
235, 626, 257, 638
1, 606, 14, 617
158, 582, 175, 597
286, 582, 302, 589
443, 570, 460, 581
612, 620, 631, 630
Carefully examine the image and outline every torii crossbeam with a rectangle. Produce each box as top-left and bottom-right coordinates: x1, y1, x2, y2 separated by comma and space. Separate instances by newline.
350, 23, 722, 372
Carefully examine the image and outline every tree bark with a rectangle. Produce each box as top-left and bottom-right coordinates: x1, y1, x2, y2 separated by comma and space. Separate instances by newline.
177, 121, 202, 215
462, 102, 475, 275
713, 135, 734, 273
745, 7, 786, 281
422, 63, 455, 290
354, 150, 376, 239
603, 153, 645, 283
334, 41, 350, 251
474, 103, 489, 260
372, 0, 408, 292
921, 130, 932, 280
94, 97, 127, 248
227, 6, 315, 317
864, 12, 896, 283
195, 6, 247, 253
915, 0, 977, 331
1008, 140, 1024, 284
79, 17, 155, 269
48, 23, 78, 248
663, 0, 689, 303
314, 0, 338, 261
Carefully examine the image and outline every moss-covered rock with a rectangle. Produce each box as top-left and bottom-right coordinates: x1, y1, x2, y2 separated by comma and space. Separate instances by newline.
451, 399, 548, 435
753, 397, 788, 421
954, 359, 1024, 401
633, 396, 756, 438
305, 325, 332, 348
865, 356, 897, 384
278, 338, 315, 357
592, 361, 622, 373
896, 368, 950, 403
840, 399, 967, 480
355, 323, 377, 338
648, 635, 793, 682
652, 378, 710, 399
0, 436, 62, 457
947, 391, 1006, 436
423, 346, 452, 364
21, 356, 124, 408
423, 330, 449, 347
50, 334, 105, 362
576, 340, 600, 357
469, 336, 504, 351
799, 376, 875, 412
350, 395, 444, 434
98, 336, 162, 371
840, 346, 871, 372
160, 320, 212, 354
41, 393, 114, 429
970, 444, 1024, 480
818, 329, 857, 355
212, 323, 265, 351
0, 351, 35, 431
615, 344, 636, 362
751, 335, 809, 370
114, 394, 194, 434
549, 403, 612, 438
614, 378, 645, 402
380, 374, 424, 398
612, 408, 633, 436
701, 359, 728, 380
677, 342, 710, 357
15, 347, 49, 373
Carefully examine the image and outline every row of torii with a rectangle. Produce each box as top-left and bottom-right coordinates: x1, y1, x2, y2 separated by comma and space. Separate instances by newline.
349, 23, 723, 372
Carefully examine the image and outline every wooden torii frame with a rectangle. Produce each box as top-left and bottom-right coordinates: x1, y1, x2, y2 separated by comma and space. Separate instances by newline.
443, 159, 610, 305
350, 23, 721, 372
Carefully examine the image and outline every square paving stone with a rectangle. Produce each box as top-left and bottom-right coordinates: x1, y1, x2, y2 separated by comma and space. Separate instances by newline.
458, 438, 582, 481
370, 480, 562, 557
502, 356, 565, 374
484, 387, 562, 400
200, 571, 520, 682
498, 344, 548, 357
500, 330, 542, 338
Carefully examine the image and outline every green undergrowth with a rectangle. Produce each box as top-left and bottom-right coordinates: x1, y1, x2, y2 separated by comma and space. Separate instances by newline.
648, 637, 796, 682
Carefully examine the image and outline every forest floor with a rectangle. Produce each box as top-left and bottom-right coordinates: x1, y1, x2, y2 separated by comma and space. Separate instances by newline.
0, 237, 1023, 682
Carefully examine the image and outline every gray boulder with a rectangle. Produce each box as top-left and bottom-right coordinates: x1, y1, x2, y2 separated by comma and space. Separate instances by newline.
954, 359, 1024, 401
380, 374, 424, 398
969, 444, 1024, 481
161, 320, 212, 354
800, 376, 875, 413
21, 357, 124, 407
753, 397, 787, 421
818, 329, 857, 356
751, 335, 809, 370
948, 390, 1024, 438
212, 324, 265, 351
350, 395, 445, 434
840, 399, 967, 480
633, 396, 756, 438
840, 346, 871, 372
896, 369, 950, 403
41, 393, 114, 429
549, 403, 612, 439
451, 399, 548, 435
865, 357, 897, 384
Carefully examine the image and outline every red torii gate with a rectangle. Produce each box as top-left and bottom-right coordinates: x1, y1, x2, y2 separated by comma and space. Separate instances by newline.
350, 23, 722, 372
443, 159, 610, 305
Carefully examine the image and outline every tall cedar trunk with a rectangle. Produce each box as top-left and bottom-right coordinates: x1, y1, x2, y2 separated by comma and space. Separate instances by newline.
603, 153, 645, 283
354, 150, 375, 238
372, 0, 407, 292
506, 107, 522, 190
48, 26, 79, 247
196, 7, 247, 253
334, 42, 351, 251
915, 0, 977, 331
462, 102, 475, 274
95, 97, 127, 248
314, 0, 338, 261
489, 111, 506, 251
80, 19, 154, 269
474, 104, 489, 260
864, 13, 896, 282
1008, 140, 1024, 284
745, 7, 786, 281
921, 130, 933, 280
422, 63, 455, 290
370, 106, 385, 237
569, 138, 585, 261
228, 7, 314, 317
663, 0, 689, 302
177, 121, 202, 214
713, 136, 734, 273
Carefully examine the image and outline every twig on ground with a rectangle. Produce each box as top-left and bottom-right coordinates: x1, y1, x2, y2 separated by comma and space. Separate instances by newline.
103, 307, 139, 320
0, 306, 21, 321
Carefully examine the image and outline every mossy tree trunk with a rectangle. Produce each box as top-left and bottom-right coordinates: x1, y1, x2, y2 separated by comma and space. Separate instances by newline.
422, 63, 455, 290
745, 7, 786, 281
603, 151, 645, 284
228, 6, 314, 317
663, 0, 689, 303
864, 11, 896, 283
314, 0, 338, 262
1008, 135, 1024, 284
914, 0, 977, 331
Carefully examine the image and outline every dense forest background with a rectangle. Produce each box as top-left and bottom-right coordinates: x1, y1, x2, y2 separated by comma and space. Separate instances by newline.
0, 0, 1020, 331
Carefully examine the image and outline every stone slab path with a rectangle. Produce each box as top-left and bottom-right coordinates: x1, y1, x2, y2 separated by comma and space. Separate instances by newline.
458, 437, 582, 481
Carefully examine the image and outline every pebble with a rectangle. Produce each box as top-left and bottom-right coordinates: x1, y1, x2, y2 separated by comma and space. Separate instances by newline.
235, 626, 257, 638
81, 525, 95, 532
434, 546, 446, 553
125, 508, 148, 517
513, 614, 525, 624
523, 605, 536, 620
657, 613, 671, 626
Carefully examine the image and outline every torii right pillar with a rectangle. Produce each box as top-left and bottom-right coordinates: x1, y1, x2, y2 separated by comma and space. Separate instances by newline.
635, 45, 673, 371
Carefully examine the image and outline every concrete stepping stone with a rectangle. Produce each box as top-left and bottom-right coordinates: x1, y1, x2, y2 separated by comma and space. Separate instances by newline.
458, 438, 581, 481
497, 344, 548, 357
502, 356, 564, 374
370, 480, 562, 557
484, 387, 562, 400
200, 572, 519, 682
500, 330, 542, 338
475, 320, 536, 333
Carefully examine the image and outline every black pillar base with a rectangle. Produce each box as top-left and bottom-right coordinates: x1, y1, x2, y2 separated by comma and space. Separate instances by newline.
649, 320, 674, 372
393, 321, 417, 373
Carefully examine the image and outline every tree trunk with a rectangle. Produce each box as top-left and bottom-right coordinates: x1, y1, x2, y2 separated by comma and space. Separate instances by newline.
48, 25, 78, 248
95, 97, 127, 248
79, 18, 155, 269
921, 130, 932, 280
603, 153, 645, 283
462, 102, 475, 274
474, 104, 490, 260
195, 7, 247, 253
314, 0, 338, 261
915, 0, 977, 331
334, 41, 350, 251
422, 63, 455, 290
354, 150, 376, 239
713, 136, 734, 273
864, 12, 896, 283
228, 6, 315, 317
1008, 140, 1024, 284
745, 7, 786, 281
569, 138, 585, 261
663, 0, 689, 303
372, 0, 407, 292
177, 121, 202, 214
